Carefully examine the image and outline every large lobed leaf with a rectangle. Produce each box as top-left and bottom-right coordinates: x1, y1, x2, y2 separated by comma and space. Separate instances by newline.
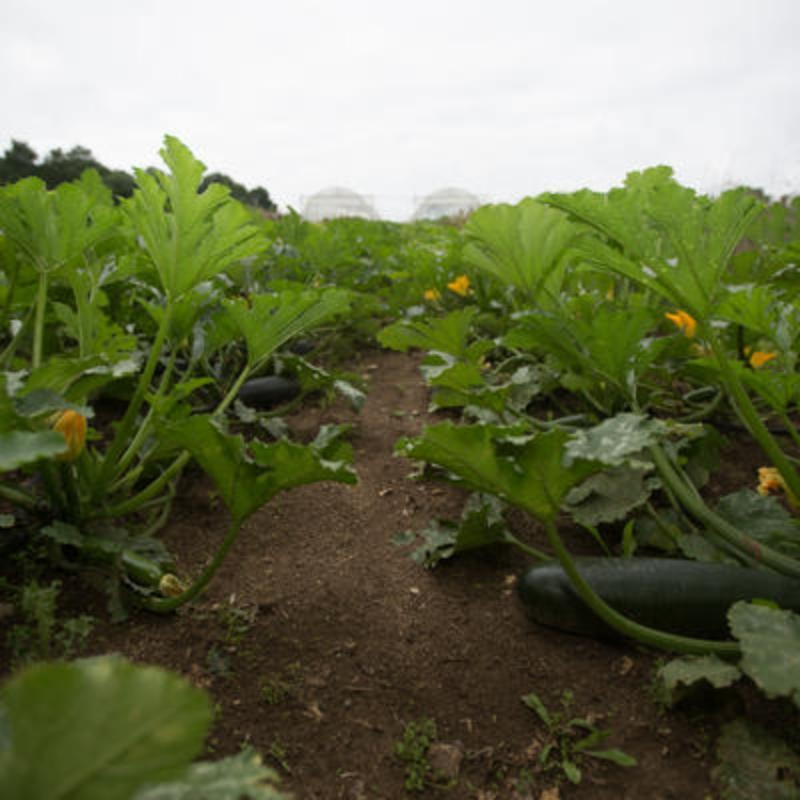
543, 166, 762, 318
0, 656, 212, 800
123, 136, 267, 299
463, 198, 578, 307
713, 719, 800, 799
728, 601, 800, 707
377, 307, 478, 357
0, 430, 68, 470
224, 287, 351, 370
165, 416, 356, 523
0, 172, 117, 274
397, 423, 600, 522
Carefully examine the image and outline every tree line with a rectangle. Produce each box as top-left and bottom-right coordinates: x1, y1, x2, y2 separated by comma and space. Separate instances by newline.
0, 139, 277, 212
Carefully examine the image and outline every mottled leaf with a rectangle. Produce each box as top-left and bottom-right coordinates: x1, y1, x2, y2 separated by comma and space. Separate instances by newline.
729, 601, 800, 705
713, 719, 800, 800
0, 656, 212, 800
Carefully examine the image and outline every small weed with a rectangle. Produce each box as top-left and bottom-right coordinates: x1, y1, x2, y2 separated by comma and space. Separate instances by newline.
522, 689, 636, 785
6, 580, 94, 664
393, 717, 437, 792
217, 594, 257, 645
260, 663, 301, 705
268, 739, 292, 774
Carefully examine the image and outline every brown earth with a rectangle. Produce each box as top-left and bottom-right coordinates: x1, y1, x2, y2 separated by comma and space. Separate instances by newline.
3, 349, 792, 799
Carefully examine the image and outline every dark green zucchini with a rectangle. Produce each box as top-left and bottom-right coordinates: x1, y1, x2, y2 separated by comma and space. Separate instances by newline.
517, 557, 800, 641
238, 376, 301, 409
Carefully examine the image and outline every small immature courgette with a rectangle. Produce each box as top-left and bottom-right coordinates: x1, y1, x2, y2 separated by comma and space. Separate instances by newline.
77, 534, 173, 590
517, 557, 800, 641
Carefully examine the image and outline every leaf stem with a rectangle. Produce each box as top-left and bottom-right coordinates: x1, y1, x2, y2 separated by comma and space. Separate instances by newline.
649, 444, 800, 578
142, 515, 246, 613
541, 517, 740, 656
706, 325, 800, 501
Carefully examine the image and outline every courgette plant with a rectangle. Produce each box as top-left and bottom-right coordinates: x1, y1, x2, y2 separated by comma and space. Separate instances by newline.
392, 171, 800, 671
0, 136, 356, 610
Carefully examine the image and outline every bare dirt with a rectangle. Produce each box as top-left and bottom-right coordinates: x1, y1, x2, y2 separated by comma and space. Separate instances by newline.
4, 348, 791, 799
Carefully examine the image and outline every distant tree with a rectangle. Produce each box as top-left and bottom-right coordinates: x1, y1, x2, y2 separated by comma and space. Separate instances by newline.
38, 145, 104, 188
0, 139, 276, 210
102, 169, 136, 198
200, 171, 277, 212
0, 140, 39, 183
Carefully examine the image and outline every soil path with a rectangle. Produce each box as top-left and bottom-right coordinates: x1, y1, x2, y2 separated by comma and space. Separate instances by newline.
89, 349, 716, 799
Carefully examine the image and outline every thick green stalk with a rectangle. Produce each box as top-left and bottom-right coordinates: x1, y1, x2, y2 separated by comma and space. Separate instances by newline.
143, 516, 245, 613
541, 517, 740, 657
649, 444, 800, 578
0, 483, 37, 511
93, 304, 173, 501
504, 531, 551, 562
99, 451, 190, 519
216, 362, 253, 416
32, 272, 48, 369
111, 346, 179, 484
706, 325, 800, 502
102, 361, 251, 519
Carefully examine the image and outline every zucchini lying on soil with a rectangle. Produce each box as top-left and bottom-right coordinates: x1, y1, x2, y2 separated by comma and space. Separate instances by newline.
517, 557, 800, 641
237, 376, 301, 409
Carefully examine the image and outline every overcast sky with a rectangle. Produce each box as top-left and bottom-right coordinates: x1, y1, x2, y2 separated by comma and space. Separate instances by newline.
3, 0, 799, 219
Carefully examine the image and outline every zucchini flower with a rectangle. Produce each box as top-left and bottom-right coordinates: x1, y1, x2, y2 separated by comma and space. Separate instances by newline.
447, 274, 471, 297
748, 350, 777, 369
52, 410, 87, 462
757, 466, 798, 508
423, 288, 441, 301
664, 310, 697, 339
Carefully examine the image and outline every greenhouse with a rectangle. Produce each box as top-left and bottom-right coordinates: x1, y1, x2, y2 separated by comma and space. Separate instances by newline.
412, 186, 481, 220
302, 186, 379, 221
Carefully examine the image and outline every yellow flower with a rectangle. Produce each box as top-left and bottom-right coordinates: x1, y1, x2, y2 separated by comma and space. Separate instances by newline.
665, 310, 697, 339
423, 288, 441, 302
52, 410, 87, 462
757, 466, 785, 496
447, 274, 471, 297
159, 574, 186, 598
757, 466, 799, 508
749, 350, 777, 369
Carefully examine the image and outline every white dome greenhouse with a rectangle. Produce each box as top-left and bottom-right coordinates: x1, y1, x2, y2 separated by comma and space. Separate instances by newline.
302, 186, 379, 222
412, 187, 481, 220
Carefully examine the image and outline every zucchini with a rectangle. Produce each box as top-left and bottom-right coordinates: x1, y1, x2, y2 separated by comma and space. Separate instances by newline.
517, 557, 800, 641
238, 376, 301, 409
73, 534, 173, 589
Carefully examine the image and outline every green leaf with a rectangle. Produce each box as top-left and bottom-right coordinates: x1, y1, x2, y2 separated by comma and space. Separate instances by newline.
0, 656, 212, 800
463, 198, 578, 307
13, 388, 92, 421
582, 748, 637, 767
377, 308, 478, 357
0, 174, 116, 275
122, 136, 266, 299
715, 490, 800, 555
0, 430, 68, 470
397, 493, 512, 567
728, 601, 800, 705
224, 288, 351, 370
657, 655, 742, 705
713, 719, 800, 800
565, 413, 668, 468
165, 416, 356, 523
398, 423, 600, 522
133, 747, 287, 800
565, 464, 659, 526
543, 166, 762, 318
521, 691, 552, 727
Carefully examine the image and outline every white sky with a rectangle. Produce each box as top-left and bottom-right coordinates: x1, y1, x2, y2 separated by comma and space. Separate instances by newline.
2, 0, 799, 220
